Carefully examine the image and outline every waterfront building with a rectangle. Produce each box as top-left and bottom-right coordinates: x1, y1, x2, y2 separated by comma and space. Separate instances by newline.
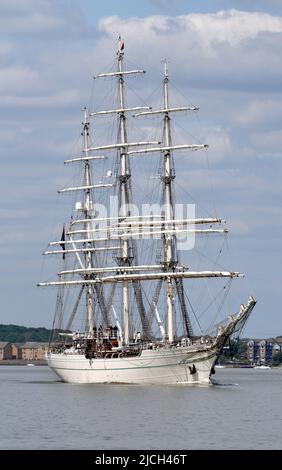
0, 342, 12, 360
247, 339, 282, 365
21, 342, 49, 361
11, 343, 25, 360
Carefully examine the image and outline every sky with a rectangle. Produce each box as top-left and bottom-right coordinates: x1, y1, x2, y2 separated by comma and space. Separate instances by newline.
0, 0, 281, 337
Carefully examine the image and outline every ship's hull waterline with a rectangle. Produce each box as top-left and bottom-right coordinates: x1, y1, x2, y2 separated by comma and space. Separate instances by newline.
47, 345, 217, 385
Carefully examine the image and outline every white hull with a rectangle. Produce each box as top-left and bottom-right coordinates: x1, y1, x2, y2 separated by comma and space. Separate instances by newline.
46, 297, 256, 385
47, 345, 217, 384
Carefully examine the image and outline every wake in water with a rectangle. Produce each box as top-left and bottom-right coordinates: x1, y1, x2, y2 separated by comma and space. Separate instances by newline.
211, 379, 239, 387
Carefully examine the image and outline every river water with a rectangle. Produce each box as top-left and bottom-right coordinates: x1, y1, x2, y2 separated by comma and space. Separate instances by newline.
0, 366, 281, 450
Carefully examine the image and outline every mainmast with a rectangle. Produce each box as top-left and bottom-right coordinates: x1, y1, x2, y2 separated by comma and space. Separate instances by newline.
162, 60, 176, 342
70, 37, 155, 344
82, 108, 94, 333
117, 39, 130, 344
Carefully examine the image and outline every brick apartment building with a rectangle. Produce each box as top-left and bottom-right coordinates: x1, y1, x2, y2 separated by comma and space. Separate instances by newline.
247, 338, 282, 365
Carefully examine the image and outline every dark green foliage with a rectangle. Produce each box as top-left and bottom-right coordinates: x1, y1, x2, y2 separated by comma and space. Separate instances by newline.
0, 324, 52, 342
271, 351, 282, 366
219, 338, 248, 363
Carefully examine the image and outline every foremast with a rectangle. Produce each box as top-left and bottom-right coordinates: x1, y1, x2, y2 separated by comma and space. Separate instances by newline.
162, 59, 176, 342
82, 108, 94, 333
117, 40, 130, 344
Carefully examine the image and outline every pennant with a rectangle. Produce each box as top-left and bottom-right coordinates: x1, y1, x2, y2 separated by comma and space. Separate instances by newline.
60, 224, 66, 260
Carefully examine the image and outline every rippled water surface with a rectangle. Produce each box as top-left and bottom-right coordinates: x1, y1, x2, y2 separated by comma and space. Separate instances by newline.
0, 366, 281, 449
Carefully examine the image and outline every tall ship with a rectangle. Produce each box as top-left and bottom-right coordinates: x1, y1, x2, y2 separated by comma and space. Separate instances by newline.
38, 39, 256, 384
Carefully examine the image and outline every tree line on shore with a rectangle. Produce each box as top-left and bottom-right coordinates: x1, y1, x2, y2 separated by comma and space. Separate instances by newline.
0, 324, 52, 342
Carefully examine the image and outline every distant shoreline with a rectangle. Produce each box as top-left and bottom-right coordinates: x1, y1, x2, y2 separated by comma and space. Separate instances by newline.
0, 360, 47, 366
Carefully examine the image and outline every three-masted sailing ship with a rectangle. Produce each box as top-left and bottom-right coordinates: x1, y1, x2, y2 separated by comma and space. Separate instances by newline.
38, 40, 256, 384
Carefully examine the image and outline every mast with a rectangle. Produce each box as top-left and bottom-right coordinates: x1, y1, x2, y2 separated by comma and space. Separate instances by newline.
162, 59, 176, 342
82, 107, 94, 333
117, 39, 130, 344
43, 40, 157, 343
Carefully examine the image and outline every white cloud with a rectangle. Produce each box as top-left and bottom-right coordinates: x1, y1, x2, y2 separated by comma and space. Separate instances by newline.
0, 66, 39, 93
235, 97, 282, 128
204, 127, 231, 161
0, 0, 39, 13
0, 0, 86, 35
0, 12, 64, 34
99, 9, 282, 47
250, 129, 282, 154
0, 89, 80, 108
179, 167, 271, 193
0, 41, 14, 57
184, 9, 282, 46
97, 10, 282, 93
165, 125, 232, 163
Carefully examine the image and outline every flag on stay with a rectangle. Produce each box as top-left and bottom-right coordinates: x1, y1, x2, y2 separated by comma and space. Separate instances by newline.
60, 224, 66, 259
118, 35, 124, 52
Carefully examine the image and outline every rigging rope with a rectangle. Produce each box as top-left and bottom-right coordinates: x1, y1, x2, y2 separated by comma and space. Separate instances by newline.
174, 278, 193, 336
65, 285, 85, 330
